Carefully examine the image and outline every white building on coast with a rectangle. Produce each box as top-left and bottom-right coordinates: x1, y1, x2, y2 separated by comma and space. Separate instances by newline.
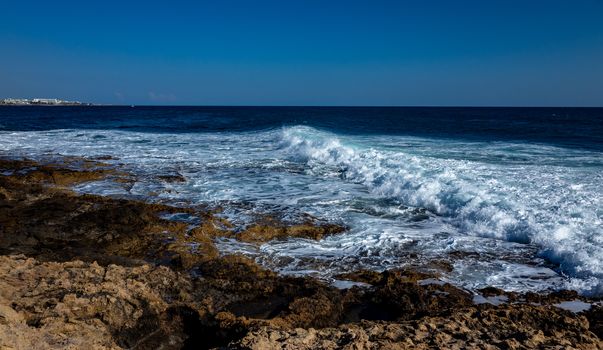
1, 98, 90, 105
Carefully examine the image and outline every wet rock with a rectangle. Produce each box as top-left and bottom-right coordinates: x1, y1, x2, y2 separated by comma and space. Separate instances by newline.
236, 222, 346, 242
189, 210, 347, 244
94, 155, 119, 161
0, 158, 208, 268
158, 173, 187, 183
0, 157, 116, 187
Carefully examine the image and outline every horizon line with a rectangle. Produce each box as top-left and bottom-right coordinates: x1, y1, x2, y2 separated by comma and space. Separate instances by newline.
3, 103, 602, 108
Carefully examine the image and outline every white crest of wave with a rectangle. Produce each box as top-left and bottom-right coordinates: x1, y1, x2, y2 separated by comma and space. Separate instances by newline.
278, 126, 603, 295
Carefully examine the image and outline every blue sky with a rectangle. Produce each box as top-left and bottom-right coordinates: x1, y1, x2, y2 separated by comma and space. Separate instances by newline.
1, 0, 602, 106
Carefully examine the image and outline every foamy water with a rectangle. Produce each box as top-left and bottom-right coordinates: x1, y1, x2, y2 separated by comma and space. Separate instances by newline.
1, 125, 602, 295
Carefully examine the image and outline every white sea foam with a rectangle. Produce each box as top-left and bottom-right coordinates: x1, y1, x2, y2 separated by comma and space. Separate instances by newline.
276, 126, 603, 294
1, 125, 602, 295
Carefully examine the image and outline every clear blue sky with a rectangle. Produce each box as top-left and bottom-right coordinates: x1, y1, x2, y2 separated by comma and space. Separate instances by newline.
1, 0, 602, 106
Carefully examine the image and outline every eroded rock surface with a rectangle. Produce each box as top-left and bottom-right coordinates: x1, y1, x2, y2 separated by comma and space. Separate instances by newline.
0, 255, 195, 349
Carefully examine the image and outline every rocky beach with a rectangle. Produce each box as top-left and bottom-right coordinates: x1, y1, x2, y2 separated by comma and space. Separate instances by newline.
3, 0, 603, 347
0, 156, 601, 349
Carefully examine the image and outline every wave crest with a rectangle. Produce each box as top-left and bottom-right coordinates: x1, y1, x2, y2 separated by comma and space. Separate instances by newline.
278, 126, 603, 295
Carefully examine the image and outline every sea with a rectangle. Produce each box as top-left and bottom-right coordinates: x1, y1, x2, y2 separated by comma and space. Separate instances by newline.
1, 106, 602, 295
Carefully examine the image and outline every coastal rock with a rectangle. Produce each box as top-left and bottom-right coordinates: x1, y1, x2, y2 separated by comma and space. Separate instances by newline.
234, 304, 602, 350
158, 173, 187, 183
236, 222, 346, 242
0, 157, 117, 187
0, 255, 195, 349
1, 156, 602, 349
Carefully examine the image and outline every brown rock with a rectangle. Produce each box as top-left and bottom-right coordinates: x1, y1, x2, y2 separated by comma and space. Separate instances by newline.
0, 255, 196, 349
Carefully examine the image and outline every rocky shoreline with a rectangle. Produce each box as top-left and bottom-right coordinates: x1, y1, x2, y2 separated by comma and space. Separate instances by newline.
0, 157, 601, 349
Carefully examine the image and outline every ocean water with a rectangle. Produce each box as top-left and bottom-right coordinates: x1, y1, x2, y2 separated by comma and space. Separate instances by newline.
1, 106, 602, 295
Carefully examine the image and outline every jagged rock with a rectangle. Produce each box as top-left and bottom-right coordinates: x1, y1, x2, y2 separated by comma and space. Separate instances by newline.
0, 255, 195, 349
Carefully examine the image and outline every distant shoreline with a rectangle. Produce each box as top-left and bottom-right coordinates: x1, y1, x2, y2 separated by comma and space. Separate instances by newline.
2, 105, 603, 108
0, 98, 95, 106
0, 104, 96, 106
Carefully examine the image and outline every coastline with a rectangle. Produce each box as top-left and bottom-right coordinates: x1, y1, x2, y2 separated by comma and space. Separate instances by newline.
0, 156, 601, 349
0, 98, 95, 106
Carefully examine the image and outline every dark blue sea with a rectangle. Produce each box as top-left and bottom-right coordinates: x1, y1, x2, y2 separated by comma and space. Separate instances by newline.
1, 106, 602, 151
1, 106, 602, 295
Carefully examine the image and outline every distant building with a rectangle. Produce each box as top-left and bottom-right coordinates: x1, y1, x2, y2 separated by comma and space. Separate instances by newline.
1, 98, 30, 105
1, 98, 91, 106
31, 98, 61, 104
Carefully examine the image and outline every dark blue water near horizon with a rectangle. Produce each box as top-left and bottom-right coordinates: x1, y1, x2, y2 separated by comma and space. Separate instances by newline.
1, 106, 602, 151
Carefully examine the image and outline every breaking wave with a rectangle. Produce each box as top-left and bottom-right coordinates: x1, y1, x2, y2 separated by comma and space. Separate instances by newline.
278, 126, 603, 294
